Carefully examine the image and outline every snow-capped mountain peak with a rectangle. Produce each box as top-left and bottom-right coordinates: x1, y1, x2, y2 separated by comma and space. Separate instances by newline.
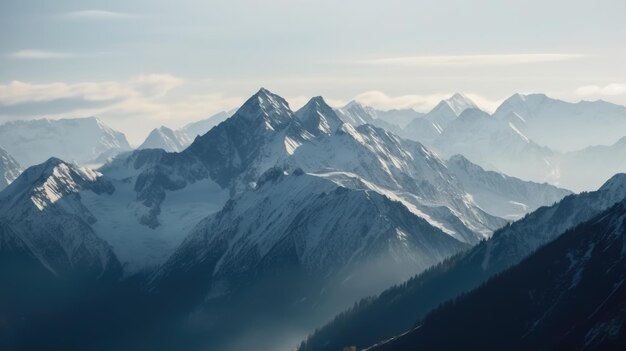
0, 157, 112, 212
0, 158, 121, 279
295, 96, 344, 135
445, 93, 479, 116
234, 88, 294, 131
423, 94, 481, 130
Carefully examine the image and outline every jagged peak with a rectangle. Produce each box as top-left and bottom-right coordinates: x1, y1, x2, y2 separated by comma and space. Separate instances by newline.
298, 96, 333, 112
0, 157, 111, 210
253, 87, 290, 108
444, 93, 479, 116
27, 157, 100, 184
230, 88, 294, 131
295, 96, 343, 134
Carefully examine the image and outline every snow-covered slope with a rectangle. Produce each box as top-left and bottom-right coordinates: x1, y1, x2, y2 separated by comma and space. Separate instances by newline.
295, 96, 343, 135
0, 158, 122, 280
156, 169, 469, 291
138, 126, 192, 152
447, 154, 571, 220
0, 154, 229, 275
0, 117, 131, 167
493, 93, 626, 152
0, 146, 22, 191
286, 123, 506, 244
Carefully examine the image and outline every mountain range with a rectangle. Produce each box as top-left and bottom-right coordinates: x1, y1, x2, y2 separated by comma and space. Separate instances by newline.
0, 88, 574, 351
1, 92, 625, 193
340, 93, 626, 192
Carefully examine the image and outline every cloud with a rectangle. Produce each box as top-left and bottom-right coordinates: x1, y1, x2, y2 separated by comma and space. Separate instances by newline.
0, 75, 243, 145
352, 54, 586, 67
0, 74, 183, 105
7, 50, 74, 60
350, 90, 502, 113
575, 83, 626, 97
61, 10, 137, 20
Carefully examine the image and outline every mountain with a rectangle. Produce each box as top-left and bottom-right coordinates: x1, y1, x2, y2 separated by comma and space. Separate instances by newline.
0, 158, 122, 280
150, 168, 470, 350
137, 110, 234, 153
423, 93, 478, 129
295, 96, 343, 135
138, 126, 192, 152
432, 108, 559, 184
0, 117, 131, 167
298, 174, 626, 351
368, 192, 626, 351
401, 94, 483, 152
0, 147, 22, 191
560, 136, 626, 192
446, 154, 571, 220
493, 93, 626, 152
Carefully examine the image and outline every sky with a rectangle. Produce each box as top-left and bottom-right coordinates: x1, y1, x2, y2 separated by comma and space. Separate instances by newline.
1, 0, 626, 145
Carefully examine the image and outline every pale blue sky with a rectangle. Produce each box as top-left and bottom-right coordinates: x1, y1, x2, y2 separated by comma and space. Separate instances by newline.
1, 0, 625, 143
